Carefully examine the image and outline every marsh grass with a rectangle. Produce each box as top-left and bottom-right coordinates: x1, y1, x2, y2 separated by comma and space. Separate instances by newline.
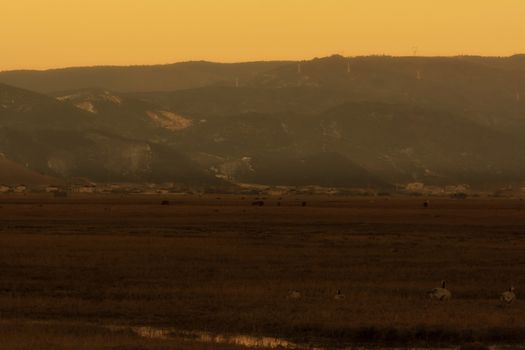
1, 195, 525, 347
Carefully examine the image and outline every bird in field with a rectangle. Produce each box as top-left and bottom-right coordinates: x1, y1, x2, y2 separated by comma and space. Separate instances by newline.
286, 290, 301, 300
333, 289, 346, 300
428, 280, 452, 300
500, 286, 516, 305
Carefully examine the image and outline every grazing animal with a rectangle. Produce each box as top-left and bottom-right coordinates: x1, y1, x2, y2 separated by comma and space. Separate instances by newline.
302, 201, 307, 207
500, 287, 516, 305
287, 290, 301, 299
423, 200, 429, 208
334, 289, 346, 300
251, 200, 264, 207
161, 200, 170, 206
429, 280, 451, 300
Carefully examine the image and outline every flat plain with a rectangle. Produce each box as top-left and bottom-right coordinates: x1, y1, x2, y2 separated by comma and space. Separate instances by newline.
1, 194, 525, 349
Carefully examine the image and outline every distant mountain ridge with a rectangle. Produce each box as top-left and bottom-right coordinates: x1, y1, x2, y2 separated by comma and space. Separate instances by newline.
2, 55, 525, 189
0, 61, 290, 93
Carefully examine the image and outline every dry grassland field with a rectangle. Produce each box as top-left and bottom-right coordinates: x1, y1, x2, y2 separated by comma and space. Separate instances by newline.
1, 194, 525, 349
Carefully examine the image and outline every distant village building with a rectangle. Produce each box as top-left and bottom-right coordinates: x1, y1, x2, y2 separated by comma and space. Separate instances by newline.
14, 185, 27, 193
445, 184, 469, 193
45, 186, 60, 193
451, 192, 468, 199
76, 184, 97, 193
69, 180, 97, 194
406, 182, 425, 192
0, 184, 10, 193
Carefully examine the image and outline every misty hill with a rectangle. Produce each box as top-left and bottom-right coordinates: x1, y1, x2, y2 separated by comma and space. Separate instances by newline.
3, 55, 525, 133
51, 88, 195, 141
170, 101, 525, 187
252, 55, 525, 133
0, 84, 391, 188
2, 55, 525, 189
314, 102, 524, 185
130, 86, 348, 116
0, 84, 217, 184
119, 55, 525, 134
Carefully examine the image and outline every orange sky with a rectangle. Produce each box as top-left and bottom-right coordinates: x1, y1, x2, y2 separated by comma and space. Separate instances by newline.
1, 0, 524, 70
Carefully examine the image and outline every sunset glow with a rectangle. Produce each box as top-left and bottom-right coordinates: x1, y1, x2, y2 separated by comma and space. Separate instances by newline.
2, 0, 524, 70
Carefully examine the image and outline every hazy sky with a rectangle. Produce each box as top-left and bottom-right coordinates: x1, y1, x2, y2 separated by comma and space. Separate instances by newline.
1, 0, 524, 70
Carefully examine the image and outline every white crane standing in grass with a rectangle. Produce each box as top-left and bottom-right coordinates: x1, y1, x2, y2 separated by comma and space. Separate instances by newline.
500, 286, 516, 305
429, 280, 452, 300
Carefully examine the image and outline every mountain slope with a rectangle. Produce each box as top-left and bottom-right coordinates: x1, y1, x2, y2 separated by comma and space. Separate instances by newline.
52, 88, 194, 141
113, 55, 525, 135
0, 61, 289, 93
3, 55, 525, 189
315, 102, 525, 185
248, 55, 525, 132
130, 86, 348, 117
0, 84, 217, 184
169, 101, 525, 187
0, 155, 60, 185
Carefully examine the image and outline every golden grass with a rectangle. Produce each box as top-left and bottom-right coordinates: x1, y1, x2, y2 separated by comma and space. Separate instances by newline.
1, 195, 525, 346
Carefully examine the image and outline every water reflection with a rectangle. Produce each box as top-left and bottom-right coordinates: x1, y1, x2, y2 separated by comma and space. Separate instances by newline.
131, 325, 323, 349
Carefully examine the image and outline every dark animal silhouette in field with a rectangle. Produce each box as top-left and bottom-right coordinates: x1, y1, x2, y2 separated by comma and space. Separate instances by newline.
161, 200, 170, 206
302, 201, 307, 207
423, 200, 429, 208
252, 200, 264, 206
